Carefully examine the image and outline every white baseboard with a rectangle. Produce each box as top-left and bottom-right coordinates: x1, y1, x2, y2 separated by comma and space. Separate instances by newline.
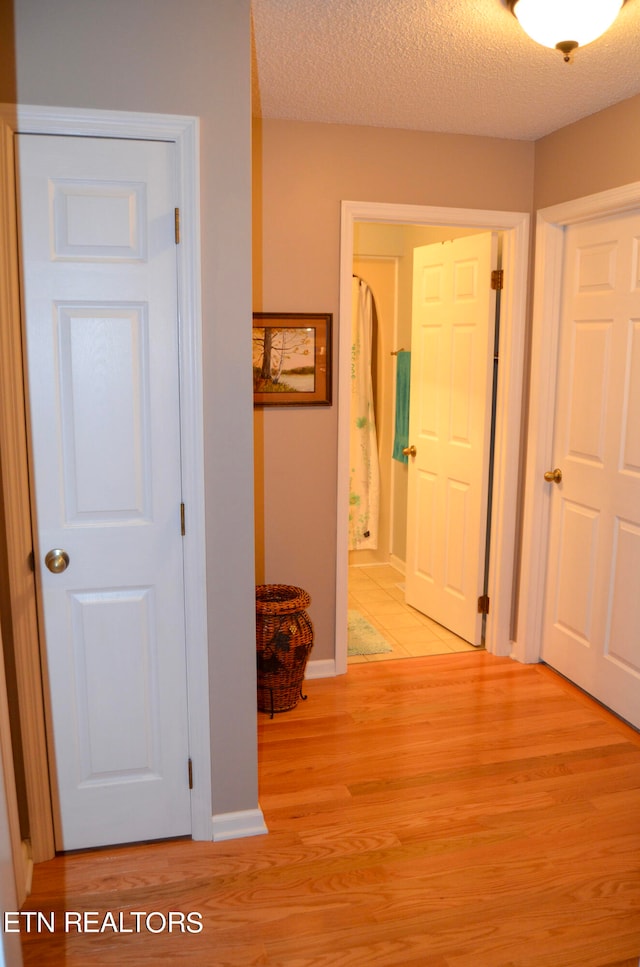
211, 808, 268, 842
22, 839, 33, 896
305, 658, 337, 679
389, 554, 406, 575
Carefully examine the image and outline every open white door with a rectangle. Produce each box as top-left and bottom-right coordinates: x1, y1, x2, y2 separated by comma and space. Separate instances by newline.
405, 233, 497, 645
541, 210, 640, 729
18, 133, 192, 849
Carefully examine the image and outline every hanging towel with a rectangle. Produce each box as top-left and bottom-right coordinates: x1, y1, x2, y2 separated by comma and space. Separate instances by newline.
392, 351, 411, 463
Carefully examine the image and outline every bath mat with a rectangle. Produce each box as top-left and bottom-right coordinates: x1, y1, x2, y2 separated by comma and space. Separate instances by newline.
348, 611, 393, 656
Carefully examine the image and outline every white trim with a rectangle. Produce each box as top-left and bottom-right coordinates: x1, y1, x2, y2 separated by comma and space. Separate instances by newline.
337, 201, 530, 674
389, 554, 406, 576
0, 618, 28, 906
21, 841, 33, 896
11, 105, 212, 840
305, 658, 337, 679
212, 809, 268, 842
516, 181, 640, 665
15, 104, 196, 142
0, 107, 56, 863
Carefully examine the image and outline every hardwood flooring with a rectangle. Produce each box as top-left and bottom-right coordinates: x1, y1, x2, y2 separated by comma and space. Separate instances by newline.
19, 652, 640, 966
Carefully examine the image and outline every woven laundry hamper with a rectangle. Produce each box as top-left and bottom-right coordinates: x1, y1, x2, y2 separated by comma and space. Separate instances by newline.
255, 585, 313, 717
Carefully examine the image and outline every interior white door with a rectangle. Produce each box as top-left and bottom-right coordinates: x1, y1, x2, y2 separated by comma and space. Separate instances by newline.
541, 211, 640, 729
18, 133, 192, 850
405, 234, 497, 644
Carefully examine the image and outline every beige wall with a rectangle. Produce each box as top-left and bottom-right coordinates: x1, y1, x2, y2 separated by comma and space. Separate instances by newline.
253, 118, 535, 660
534, 93, 640, 209
12, 0, 258, 820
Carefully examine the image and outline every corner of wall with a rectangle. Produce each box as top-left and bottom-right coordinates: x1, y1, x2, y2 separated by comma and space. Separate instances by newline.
211, 807, 268, 842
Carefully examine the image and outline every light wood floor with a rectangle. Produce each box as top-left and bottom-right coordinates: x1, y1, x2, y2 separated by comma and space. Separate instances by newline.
20, 653, 640, 966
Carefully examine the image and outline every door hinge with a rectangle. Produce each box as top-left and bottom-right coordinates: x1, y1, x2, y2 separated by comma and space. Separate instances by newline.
180, 502, 186, 536
174, 207, 181, 245
491, 269, 504, 290
477, 594, 490, 615
188, 757, 193, 790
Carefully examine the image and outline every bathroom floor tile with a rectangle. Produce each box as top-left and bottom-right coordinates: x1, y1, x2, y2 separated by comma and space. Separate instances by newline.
347, 562, 484, 663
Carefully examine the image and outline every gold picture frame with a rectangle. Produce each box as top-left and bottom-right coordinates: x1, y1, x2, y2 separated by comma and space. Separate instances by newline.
252, 313, 332, 406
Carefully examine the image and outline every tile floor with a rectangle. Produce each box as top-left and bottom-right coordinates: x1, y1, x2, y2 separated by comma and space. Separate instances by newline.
348, 563, 480, 664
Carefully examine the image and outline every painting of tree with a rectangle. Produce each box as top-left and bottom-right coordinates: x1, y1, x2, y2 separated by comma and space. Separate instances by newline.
252, 313, 332, 406
253, 326, 315, 393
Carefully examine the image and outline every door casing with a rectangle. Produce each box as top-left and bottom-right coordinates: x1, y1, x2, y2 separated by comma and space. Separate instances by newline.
516, 181, 640, 666
335, 201, 530, 675
3, 104, 211, 849
0, 105, 53, 877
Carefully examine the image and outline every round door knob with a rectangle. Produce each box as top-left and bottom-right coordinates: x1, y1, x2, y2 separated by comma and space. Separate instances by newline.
402, 445, 417, 458
44, 549, 70, 573
543, 468, 562, 484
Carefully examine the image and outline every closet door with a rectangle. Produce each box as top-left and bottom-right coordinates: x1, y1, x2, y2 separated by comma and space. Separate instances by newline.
540, 210, 640, 729
18, 132, 192, 849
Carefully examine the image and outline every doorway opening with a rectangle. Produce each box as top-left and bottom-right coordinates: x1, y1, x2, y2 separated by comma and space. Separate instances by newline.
348, 226, 501, 664
335, 201, 530, 676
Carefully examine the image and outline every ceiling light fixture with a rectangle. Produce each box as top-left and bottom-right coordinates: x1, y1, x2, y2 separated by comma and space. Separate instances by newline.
507, 0, 626, 62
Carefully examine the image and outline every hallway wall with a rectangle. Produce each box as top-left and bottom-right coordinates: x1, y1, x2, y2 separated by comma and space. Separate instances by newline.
12, 0, 258, 824
252, 118, 535, 661
534, 93, 640, 208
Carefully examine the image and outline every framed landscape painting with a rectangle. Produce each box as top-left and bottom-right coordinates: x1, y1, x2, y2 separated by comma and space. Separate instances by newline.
252, 312, 332, 406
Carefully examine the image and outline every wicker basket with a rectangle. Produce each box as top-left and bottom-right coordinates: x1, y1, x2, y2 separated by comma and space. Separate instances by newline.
256, 585, 313, 716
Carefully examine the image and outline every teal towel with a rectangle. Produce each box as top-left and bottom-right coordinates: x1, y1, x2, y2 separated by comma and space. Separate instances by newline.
392, 352, 411, 463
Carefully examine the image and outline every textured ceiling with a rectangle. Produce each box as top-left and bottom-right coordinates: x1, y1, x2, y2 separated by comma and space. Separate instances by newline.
251, 0, 640, 140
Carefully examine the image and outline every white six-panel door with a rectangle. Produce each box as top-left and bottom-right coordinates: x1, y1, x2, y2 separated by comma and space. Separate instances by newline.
18, 134, 192, 849
541, 211, 640, 728
405, 234, 497, 645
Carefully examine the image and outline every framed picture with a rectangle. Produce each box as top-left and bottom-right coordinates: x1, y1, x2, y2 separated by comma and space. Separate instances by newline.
252, 312, 332, 406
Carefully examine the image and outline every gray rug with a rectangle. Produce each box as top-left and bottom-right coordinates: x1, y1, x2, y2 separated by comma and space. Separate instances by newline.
348, 610, 393, 656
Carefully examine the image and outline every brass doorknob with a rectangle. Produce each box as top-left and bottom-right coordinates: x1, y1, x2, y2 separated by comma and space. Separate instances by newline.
543, 468, 562, 484
402, 445, 416, 458
44, 549, 70, 573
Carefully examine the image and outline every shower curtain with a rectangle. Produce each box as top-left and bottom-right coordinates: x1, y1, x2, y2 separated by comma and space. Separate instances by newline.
349, 277, 380, 550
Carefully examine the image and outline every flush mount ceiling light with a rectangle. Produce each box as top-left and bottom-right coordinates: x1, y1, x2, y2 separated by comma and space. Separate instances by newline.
507, 0, 626, 62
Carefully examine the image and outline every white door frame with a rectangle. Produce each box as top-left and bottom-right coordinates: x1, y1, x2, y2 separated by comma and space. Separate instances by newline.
11, 105, 211, 841
0, 632, 23, 966
335, 201, 530, 675
516, 181, 640, 665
